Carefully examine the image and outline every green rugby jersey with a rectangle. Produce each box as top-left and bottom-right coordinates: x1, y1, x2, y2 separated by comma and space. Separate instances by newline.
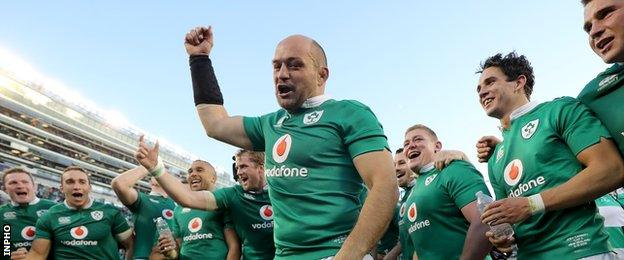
488, 98, 611, 259
243, 96, 389, 259
578, 63, 624, 155
405, 161, 489, 260
126, 192, 176, 259
35, 200, 132, 259
171, 205, 229, 260
213, 184, 274, 260
398, 185, 414, 260
0, 198, 55, 258
595, 194, 624, 254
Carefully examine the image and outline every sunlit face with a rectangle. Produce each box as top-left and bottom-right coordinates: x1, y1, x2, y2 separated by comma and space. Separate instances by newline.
403, 129, 441, 172
61, 170, 91, 208
3, 172, 36, 205
272, 36, 326, 112
394, 152, 415, 188
584, 0, 624, 63
187, 161, 216, 191
235, 155, 264, 192
477, 67, 520, 119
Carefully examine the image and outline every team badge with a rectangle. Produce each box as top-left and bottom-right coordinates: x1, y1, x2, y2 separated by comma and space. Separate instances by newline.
21, 226, 36, 240
58, 216, 71, 224
272, 134, 292, 163
70, 226, 88, 239
259, 205, 273, 221
36, 210, 48, 217
303, 110, 324, 125
504, 159, 524, 186
407, 203, 417, 222
521, 119, 539, 139
188, 217, 202, 233
3, 212, 16, 220
424, 174, 438, 186
91, 210, 103, 221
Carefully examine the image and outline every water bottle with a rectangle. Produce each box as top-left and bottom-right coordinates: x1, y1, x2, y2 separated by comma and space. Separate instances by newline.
155, 217, 176, 258
476, 191, 518, 259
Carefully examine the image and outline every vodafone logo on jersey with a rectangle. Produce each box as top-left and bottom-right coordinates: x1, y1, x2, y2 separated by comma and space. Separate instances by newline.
504, 159, 524, 186
259, 205, 273, 221
70, 226, 88, 239
162, 209, 174, 220
21, 226, 36, 240
407, 203, 417, 222
272, 134, 292, 163
188, 217, 202, 233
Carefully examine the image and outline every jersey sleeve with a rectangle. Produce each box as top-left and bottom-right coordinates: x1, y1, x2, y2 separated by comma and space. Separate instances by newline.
444, 161, 491, 209
243, 116, 266, 151
340, 101, 389, 158
34, 213, 52, 240
126, 192, 145, 213
554, 97, 612, 155
213, 187, 234, 210
110, 207, 132, 236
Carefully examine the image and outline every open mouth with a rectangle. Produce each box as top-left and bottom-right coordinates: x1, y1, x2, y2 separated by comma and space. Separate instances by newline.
597, 36, 614, 50
408, 151, 421, 160
396, 172, 406, 179
482, 97, 494, 107
16, 192, 27, 196
277, 84, 294, 97
240, 176, 249, 184
71, 192, 84, 198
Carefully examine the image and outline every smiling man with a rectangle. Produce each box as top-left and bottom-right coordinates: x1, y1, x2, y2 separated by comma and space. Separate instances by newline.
155, 159, 240, 260
138, 148, 274, 259
476, 52, 624, 259
0, 167, 56, 258
10, 166, 134, 260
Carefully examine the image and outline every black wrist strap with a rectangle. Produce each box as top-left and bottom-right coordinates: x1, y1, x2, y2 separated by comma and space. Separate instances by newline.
190, 55, 224, 105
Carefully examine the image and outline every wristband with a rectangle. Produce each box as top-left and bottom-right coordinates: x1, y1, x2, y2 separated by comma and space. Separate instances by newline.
190, 55, 224, 105
149, 158, 165, 178
527, 193, 545, 215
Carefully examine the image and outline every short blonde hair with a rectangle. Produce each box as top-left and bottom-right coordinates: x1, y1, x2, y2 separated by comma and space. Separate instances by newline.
2, 166, 35, 185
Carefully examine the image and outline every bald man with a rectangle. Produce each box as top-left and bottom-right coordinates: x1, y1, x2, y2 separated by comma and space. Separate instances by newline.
146, 26, 397, 260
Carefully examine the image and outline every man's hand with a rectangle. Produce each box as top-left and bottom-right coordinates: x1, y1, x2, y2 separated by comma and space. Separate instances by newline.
476, 136, 500, 163
185, 26, 214, 56
481, 197, 531, 225
156, 234, 177, 259
135, 135, 159, 171
10, 248, 27, 260
485, 231, 515, 254
433, 150, 468, 170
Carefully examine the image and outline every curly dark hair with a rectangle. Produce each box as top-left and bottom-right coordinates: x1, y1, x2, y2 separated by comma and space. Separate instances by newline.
581, 0, 592, 5
477, 52, 535, 99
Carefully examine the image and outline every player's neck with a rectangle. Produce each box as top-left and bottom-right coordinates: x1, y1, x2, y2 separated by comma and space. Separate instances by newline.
499, 99, 530, 129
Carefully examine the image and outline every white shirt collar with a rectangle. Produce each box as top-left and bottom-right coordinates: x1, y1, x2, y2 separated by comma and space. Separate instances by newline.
63, 197, 93, 210
248, 183, 269, 194
11, 197, 40, 207
301, 94, 330, 108
509, 101, 541, 122
419, 163, 435, 173
149, 191, 164, 197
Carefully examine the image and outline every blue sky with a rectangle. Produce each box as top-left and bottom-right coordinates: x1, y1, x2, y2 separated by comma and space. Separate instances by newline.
1, 1, 608, 177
